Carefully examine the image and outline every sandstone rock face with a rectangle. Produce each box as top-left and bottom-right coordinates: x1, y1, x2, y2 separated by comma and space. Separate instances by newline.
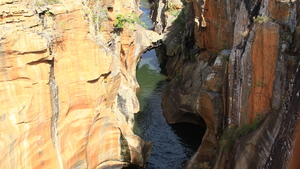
153, 0, 300, 168
0, 0, 160, 168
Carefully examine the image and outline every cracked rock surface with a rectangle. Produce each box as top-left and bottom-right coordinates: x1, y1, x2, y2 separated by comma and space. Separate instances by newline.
0, 0, 160, 168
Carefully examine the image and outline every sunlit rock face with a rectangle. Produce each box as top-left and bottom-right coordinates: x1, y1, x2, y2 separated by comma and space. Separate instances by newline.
0, 0, 161, 168
152, 0, 300, 168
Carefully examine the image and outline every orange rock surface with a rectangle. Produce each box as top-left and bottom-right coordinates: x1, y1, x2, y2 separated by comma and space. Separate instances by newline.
0, 0, 159, 168
248, 22, 279, 122
193, 0, 236, 52
155, 0, 299, 168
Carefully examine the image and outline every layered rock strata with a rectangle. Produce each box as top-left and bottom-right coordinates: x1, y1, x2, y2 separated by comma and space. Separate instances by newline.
152, 0, 300, 168
0, 0, 160, 168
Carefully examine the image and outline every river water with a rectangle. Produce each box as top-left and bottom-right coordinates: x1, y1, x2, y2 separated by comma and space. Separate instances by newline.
134, 1, 205, 168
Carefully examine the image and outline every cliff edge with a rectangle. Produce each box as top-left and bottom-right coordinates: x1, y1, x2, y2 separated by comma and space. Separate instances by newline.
0, 0, 160, 168
152, 0, 300, 168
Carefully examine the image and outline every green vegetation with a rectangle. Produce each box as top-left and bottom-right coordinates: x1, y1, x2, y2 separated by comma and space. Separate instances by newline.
220, 39, 230, 49
91, 0, 108, 32
58, 21, 66, 27
221, 54, 229, 64
167, 2, 177, 12
254, 80, 263, 87
219, 113, 264, 152
44, 11, 54, 16
173, 9, 186, 31
114, 13, 146, 30
166, 2, 180, 17
170, 10, 181, 17
253, 16, 269, 23
82, 0, 112, 53
36, 0, 59, 6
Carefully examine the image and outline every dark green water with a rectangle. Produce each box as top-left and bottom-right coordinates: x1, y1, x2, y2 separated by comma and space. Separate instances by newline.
134, 1, 205, 168
134, 50, 203, 169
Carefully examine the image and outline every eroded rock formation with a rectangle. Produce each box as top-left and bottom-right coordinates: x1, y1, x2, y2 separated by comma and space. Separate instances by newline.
152, 0, 300, 168
0, 0, 161, 168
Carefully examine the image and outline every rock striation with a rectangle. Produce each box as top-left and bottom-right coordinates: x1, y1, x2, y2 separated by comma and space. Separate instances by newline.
0, 0, 161, 168
152, 0, 300, 168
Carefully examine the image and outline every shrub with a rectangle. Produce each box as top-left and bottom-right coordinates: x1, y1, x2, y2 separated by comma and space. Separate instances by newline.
173, 9, 185, 26
219, 113, 264, 152
91, 0, 108, 32
167, 2, 177, 11
166, 2, 179, 16
221, 54, 229, 64
220, 39, 230, 49
115, 13, 146, 30
253, 16, 269, 23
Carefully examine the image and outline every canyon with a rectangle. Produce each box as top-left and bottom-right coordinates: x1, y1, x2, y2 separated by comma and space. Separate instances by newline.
152, 0, 300, 168
0, 0, 299, 169
0, 0, 161, 168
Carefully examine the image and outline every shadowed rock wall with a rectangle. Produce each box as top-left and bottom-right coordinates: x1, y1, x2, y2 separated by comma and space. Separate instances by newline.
152, 0, 300, 168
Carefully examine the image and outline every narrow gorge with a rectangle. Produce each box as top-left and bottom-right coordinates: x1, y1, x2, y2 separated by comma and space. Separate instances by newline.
0, 0, 299, 169
151, 0, 300, 168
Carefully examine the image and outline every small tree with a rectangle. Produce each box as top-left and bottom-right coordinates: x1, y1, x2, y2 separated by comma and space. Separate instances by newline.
115, 13, 146, 30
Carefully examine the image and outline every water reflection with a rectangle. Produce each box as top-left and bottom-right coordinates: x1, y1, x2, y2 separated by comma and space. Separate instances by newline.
139, 0, 153, 29
134, 50, 205, 169
135, 1, 205, 168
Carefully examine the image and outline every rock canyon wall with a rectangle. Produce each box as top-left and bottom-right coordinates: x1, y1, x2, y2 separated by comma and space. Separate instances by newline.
1, 0, 300, 168
152, 0, 300, 168
0, 0, 161, 168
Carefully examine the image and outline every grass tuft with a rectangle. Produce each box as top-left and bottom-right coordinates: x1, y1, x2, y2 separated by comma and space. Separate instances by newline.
219, 113, 264, 152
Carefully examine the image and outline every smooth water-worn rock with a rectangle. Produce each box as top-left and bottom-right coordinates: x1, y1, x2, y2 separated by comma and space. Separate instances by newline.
152, 0, 300, 168
0, 0, 161, 168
